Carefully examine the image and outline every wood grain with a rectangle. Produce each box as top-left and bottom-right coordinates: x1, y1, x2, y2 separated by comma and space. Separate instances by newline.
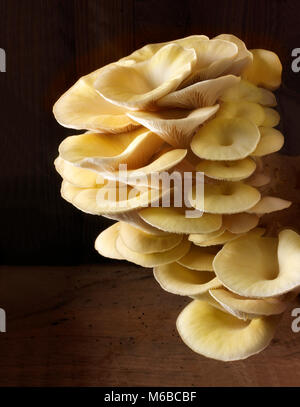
0, 263, 300, 387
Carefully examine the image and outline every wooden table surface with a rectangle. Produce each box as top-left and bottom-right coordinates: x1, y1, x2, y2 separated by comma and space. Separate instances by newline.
0, 264, 300, 387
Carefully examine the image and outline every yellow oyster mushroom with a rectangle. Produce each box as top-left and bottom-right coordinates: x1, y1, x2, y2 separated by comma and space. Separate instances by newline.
189, 181, 261, 214
213, 230, 300, 298
191, 117, 260, 161
177, 244, 216, 271
53, 67, 138, 133
94, 222, 124, 260
220, 79, 276, 106
95, 43, 197, 110
247, 196, 291, 214
189, 227, 226, 245
119, 221, 182, 254
214, 34, 253, 75
139, 207, 222, 234
154, 262, 221, 296
252, 127, 284, 156
115, 235, 191, 267
54, 156, 101, 188
189, 228, 264, 247
98, 149, 188, 188
157, 75, 240, 109
242, 49, 282, 90
127, 105, 219, 148
223, 213, 259, 234
196, 157, 256, 181
59, 128, 163, 172
176, 299, 279, 361
261, 107, 280, 127
217, 101, 266, 126
209, 287, 291, 320
119, 35, 209, 64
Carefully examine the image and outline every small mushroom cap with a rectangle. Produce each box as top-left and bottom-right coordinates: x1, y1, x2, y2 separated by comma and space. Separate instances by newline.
242, 49, 282, 90
252, 127, 284, 156
189, 228, 265, 247
209, 288, 290, 319
54, 156, 100, 188
189, 227, 226, 245
94, 222, 124, 260
115, 235, 191, 267
176, 299, 279, 361
213, 230, 300, 298
191, 117, 260, 161
59, 128, 163, 172
220, 79, 277, 106
189, 181, 261, 214
53, 67, 139, 133
177, 244, 216, 271
247, 196, 291, 214
223, 213, 259, 233
157, 75, 240, 109
261, 107, 280, 127
217, 100, 266, 126
95, 43, 196, 110
127, 105, 219, 148
196, 157, 256, 181
154, 262, 221, 296
139, 207, 222, 234
119, 221, 182, 254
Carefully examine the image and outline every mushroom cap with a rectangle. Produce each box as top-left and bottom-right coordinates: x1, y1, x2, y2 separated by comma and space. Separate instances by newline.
115, 235, 191, 267
223, 213, 259, 233
261, 107, 280, 127
176, 299, 279, 361
189, 181, 261, 214
119, 221, 182, 254
191, 117, 260, 161
177, 244, 216, 271
154, 262, 221, 296
95, 43, 197, 110
94, 222, 124, 260
220, 79, 276, 106
189, 227, 265, 247
247, 196, 291, 214
139, 207, 222, 234
213, 230, 300, 298
54, 156, 100, 188
196, 157, 256, 181
242, 49, 282, 90
127, 105, 219, 148
217, 100, 266, 126
53, 67, 139, 133
252, 127, 284, 156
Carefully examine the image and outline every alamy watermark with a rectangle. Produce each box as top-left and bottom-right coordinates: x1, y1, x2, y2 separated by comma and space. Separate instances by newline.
0, 48, 6, 72
291, 308, 300, 333
0, 308, 6, 332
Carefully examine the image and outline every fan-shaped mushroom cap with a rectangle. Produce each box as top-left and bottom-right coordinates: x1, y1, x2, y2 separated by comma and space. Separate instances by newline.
191, 117, 260, 160
189, 228, 264, 247
127, 105, 219, 148
247, 196, 291, 214
177, 245, 216, 271
176, 299, 279, 361
55, 156, 101, 188
188, 227, 226, 245
220, 79, 277, 106
242, 49, 282, 90
246, 172, 271, 187
53, 67, 139, 133
59, 128, 163, 172
139, 207, 222, 234
157, 75, 240, 109
214, 34, 253, 75
154, 262, 221, 295
209, 288, 290, 319
119, 221, 182, 254
223, 213, 259, 233
213, 230, 300, 298
189, 181, 261, 214
115, 235, 191, 267
95, 43, 196, 110
196, 157, 256, 181
261, 107, 280, 127
252, 127, 284, 156
94, 222, 124, 260
217, 101, 266, 126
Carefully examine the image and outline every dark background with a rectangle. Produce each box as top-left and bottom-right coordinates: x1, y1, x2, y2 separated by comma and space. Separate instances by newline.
1, 0, 300, 265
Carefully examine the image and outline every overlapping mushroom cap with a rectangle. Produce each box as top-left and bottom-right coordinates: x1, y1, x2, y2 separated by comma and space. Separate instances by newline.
53, 33, 297, 362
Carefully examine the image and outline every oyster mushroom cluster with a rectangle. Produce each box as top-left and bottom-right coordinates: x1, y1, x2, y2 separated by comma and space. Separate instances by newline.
53, 34, 300, 361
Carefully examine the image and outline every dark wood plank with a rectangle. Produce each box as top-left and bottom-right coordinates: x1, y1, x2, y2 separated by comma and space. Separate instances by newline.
0, 263, 300, 387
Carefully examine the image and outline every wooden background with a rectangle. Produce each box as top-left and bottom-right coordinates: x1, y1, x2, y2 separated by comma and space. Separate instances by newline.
1, 0, 300, 386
